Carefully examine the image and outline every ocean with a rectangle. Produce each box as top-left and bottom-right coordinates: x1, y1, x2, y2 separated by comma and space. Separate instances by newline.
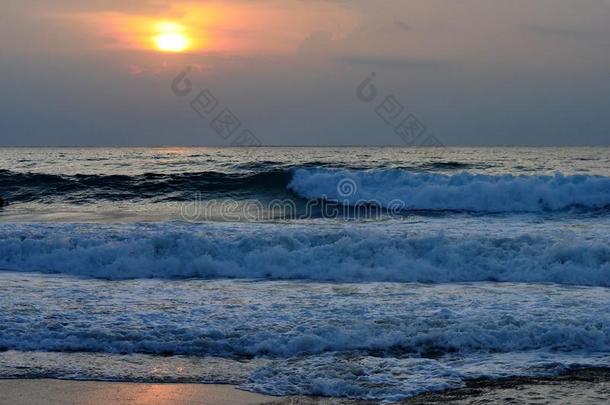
0, 147, 609, 402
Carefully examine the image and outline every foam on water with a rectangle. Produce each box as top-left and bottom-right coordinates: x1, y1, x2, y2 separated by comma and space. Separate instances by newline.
243, 355, 465, 402
1, 274, 610, 401
1, 222, 608, 285
3, 275, 609, 358
289, 169, 610, 213
1, 148, 609, 402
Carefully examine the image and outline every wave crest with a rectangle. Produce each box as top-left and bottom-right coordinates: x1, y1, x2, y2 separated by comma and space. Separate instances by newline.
288, 169, 610, 212
1, 223, 608, 285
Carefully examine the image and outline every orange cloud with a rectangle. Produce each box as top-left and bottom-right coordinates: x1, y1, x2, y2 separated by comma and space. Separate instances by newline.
50, 1, 360, 55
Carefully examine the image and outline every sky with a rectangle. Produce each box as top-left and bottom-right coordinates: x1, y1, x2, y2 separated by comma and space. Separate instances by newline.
0, 0, 609, 146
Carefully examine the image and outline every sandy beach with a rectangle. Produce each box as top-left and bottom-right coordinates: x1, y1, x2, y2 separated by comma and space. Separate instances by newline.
402, 368, 610, 404
0, 380, 274, 405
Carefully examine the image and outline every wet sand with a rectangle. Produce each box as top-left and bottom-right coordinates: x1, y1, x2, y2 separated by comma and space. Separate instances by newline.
0, 379, 275, 405
402, 368, 610, 404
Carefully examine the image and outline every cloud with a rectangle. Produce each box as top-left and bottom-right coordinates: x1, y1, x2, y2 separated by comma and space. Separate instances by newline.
339, 54, 450, 70
9, 0, 173, 16
298, 31, 335, 56
526, 24, 610, 42
374, 19, 412, 35
41, 1, 360, 56
126, 64, 145, 76
393, 20, 412, 32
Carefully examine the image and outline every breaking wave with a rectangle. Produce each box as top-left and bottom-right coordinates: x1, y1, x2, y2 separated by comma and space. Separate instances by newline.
1, 223, 608, 285
4, 167, 610, 214
289, 169, 610, 213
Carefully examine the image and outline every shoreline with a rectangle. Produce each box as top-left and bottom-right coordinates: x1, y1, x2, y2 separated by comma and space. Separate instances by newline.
2, 368, 610, 404
266, 367, 610, 404
402, 367, 610, 404
0, 379, 276, 405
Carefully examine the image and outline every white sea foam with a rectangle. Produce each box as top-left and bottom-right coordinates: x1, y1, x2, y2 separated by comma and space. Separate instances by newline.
1, 222, 608, 285
3, 275, 609, 357
243, 355, 465, 402
242, 352, 610, 401
288, 169, 610, 212
1, 274, 610, 401
2, 149, 610, 402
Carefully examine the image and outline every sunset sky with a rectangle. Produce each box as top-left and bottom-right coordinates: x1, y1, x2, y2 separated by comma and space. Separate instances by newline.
1, 0, 609, 146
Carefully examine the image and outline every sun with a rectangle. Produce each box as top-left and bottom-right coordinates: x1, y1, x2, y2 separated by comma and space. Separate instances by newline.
155, 33, 188, 52
153, 22, 190, 52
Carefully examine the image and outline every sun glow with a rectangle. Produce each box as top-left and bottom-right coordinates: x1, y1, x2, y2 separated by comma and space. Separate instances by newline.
57, 2, 359, 55
154, 22, 190, 52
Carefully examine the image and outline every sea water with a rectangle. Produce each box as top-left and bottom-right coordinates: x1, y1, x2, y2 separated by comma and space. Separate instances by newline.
0, 147, 609, 401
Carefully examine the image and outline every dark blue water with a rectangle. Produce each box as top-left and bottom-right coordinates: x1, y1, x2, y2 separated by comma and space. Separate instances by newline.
0, 147, 609, 401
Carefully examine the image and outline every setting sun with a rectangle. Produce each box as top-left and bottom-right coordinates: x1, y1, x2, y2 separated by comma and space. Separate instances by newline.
154, 22, 190, 52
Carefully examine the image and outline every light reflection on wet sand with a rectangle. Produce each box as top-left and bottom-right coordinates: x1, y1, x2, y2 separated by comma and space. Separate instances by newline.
0, 379, 274, 405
